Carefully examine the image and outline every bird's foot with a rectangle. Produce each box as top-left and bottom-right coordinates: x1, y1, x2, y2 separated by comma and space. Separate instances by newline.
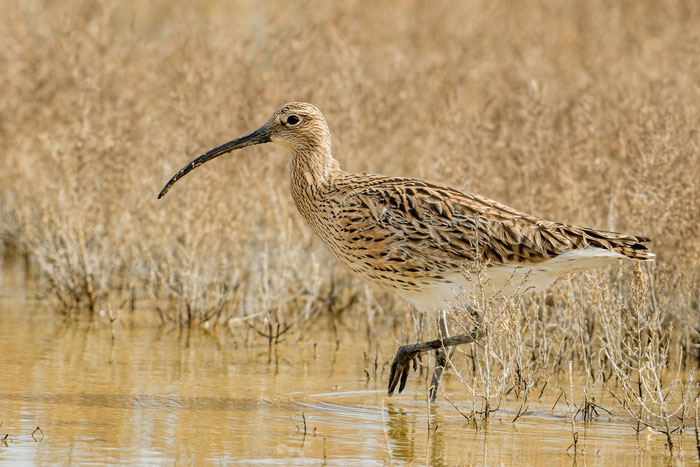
388, 344, 420, 396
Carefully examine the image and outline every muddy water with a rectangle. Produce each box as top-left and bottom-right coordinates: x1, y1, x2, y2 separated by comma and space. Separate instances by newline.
0, 260, 696, 465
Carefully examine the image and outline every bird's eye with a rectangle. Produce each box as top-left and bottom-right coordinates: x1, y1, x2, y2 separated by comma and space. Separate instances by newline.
286, 115, 301, 126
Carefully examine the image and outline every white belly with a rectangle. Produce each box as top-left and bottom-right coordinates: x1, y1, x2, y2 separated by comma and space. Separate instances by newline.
400, 247, 627, 312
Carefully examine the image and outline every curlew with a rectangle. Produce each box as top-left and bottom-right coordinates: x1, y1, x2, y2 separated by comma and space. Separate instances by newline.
158, 102, 654, 400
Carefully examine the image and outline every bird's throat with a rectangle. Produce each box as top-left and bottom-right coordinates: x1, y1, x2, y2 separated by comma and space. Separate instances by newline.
289, 148, 341, 225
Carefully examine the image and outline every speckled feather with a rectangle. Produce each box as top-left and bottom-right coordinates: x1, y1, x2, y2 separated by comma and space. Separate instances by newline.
297, 170, 652, 291
160, 102, 654, 308
278, 104, 652, 296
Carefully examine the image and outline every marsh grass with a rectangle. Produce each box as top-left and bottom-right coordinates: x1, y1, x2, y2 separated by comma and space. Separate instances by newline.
430, 264, 699, 450
1, 0, 698, 445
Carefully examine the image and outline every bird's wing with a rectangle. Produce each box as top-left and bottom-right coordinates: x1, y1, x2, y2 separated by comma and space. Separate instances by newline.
331, 175, 652, 270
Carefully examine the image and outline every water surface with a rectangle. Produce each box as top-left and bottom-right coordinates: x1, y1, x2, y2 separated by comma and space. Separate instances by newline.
0, 259, 694, 465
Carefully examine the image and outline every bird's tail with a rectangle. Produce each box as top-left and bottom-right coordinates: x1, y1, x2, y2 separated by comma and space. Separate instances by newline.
576, 227, 655, 261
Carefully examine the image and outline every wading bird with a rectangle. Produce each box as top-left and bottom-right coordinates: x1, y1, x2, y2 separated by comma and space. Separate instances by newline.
158, 102, 654, 400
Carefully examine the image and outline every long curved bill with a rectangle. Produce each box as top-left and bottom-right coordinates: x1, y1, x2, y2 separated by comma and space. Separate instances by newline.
157, 125, 271, 199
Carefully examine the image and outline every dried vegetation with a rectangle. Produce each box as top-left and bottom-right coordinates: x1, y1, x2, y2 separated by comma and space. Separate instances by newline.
0, 0, 699, 449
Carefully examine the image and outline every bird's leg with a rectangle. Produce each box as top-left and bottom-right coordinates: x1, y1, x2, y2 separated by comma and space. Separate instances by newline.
387, 332, 480, 396
388, 306, 483, 396
428, 310, 452, 401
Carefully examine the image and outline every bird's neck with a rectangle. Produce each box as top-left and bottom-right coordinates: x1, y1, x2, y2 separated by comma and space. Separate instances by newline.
290, 144, 341, 189
289, 145, 341, 224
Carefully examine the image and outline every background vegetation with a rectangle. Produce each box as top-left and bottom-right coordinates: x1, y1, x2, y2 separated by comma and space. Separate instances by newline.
1, 0, 698, 449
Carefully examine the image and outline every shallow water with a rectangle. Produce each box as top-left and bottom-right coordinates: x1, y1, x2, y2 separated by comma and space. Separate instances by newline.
0, 259, 696, 465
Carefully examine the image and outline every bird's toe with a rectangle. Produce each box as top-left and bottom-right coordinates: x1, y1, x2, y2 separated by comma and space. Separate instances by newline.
387, 344, 419, 396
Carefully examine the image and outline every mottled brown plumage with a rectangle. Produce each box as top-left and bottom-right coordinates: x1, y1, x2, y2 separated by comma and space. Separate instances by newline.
309, 172, 652, 289
158, 102, 654, 397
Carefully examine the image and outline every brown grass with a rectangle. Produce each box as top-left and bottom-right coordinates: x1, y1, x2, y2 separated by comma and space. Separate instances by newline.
1, 0, 699, 446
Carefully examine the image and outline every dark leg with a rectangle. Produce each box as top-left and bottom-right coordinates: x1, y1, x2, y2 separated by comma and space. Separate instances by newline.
387, 321, 482, 396
428, 310, 452, 401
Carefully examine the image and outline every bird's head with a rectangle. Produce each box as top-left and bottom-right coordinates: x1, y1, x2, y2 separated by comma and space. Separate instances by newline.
267, 102, 330, 149
157, 102, 330, 199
